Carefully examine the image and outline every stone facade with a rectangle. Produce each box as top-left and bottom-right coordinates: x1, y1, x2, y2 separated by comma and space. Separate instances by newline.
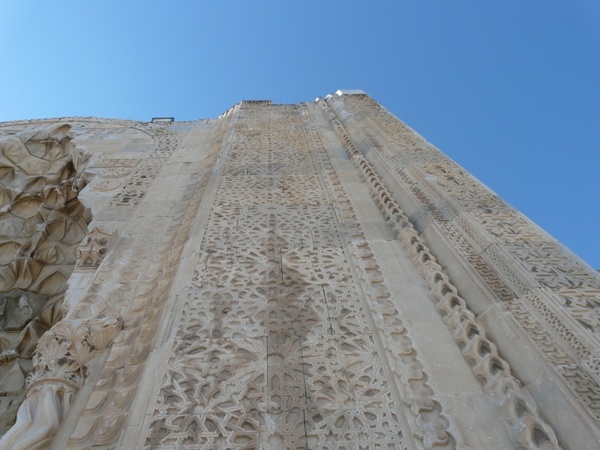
0, 91, 598, 449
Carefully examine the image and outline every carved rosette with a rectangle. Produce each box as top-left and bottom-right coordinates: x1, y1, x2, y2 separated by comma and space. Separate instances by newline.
76, 227, 114, 269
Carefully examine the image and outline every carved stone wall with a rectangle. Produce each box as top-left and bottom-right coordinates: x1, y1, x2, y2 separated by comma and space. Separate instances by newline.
0, 124, 90, 436
0, 92, 596, 449
324, 91, 600, 447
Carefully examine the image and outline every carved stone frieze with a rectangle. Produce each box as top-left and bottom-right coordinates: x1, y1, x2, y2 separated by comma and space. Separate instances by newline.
323, 91, 600, 448
140, 103, 469, 449
64, 120, 226, 448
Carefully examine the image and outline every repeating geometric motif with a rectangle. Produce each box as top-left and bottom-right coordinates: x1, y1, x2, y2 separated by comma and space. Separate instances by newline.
338, 94, 600, 338
305, 102, 460, 448
62, 121, 229, 448
302, 334, 404, 449
322, 97, 564, 447
178, 285, 331, 339
202, 204, 339, 251
146, 104, 408, 449
333, 94, 600, 430
108, 125, 180, 208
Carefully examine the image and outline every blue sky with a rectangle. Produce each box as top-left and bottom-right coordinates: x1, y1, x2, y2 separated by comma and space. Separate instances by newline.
1, 1, 599, 267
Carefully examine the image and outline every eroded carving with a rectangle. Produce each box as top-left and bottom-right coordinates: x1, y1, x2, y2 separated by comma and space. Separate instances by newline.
0, 124, 91, 436
65, 123, 223, 448
145, 104, 453, 449
0, 314, 122, 449
0, 96, 595, 448
76, 227, 114, 268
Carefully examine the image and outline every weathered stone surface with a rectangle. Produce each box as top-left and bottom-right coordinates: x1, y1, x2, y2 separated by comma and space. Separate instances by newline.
0, 92, 596, 449
0, 124, 90, 438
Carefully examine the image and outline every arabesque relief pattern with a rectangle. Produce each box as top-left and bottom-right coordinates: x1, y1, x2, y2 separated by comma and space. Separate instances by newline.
330, 94, 600, 428
145, 103, 456, 448
0, 314, 122, 449
0, 92, 597, 449
0, 125, 90, 436
298, 104, 457, 449
64, 122, 226, 448
0, 117, 226, 448
76, 227, 114, 269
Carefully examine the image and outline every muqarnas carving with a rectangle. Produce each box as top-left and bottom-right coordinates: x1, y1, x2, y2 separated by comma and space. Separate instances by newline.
0, 124, 90, 436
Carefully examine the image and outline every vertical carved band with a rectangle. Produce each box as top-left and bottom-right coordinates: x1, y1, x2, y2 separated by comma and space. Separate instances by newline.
321, 97, 562, 450
299, 104, 458, 449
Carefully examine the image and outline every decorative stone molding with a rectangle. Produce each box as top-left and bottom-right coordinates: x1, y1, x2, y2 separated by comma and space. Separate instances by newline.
327, 92, 600, 446
64, 121, 222, 448
299, 104, 459, 449
0, 93, 596, 448
321, 97, 562, 449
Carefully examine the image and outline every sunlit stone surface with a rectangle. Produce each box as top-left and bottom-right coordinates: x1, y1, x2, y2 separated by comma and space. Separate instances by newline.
0, 92, 598, 449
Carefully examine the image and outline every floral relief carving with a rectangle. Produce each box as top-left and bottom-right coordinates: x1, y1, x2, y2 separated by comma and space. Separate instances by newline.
64, 123, 225, 448
0, 314, 122, 450
0, 95, 596, 448
146, 105, 418, 449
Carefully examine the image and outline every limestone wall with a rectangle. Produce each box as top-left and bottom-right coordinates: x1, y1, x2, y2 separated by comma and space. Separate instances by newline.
325, 91, 600, 448
0, 93, 597, 449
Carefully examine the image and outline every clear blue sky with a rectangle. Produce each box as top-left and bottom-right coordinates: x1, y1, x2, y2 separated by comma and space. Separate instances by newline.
1, 2, 599, 267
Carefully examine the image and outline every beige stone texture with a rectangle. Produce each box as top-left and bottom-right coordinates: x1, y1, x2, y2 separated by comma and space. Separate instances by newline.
0, 93, 597, 449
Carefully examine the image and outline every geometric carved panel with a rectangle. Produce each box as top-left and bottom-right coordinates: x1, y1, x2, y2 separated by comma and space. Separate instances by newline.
146, 103, 411, 449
